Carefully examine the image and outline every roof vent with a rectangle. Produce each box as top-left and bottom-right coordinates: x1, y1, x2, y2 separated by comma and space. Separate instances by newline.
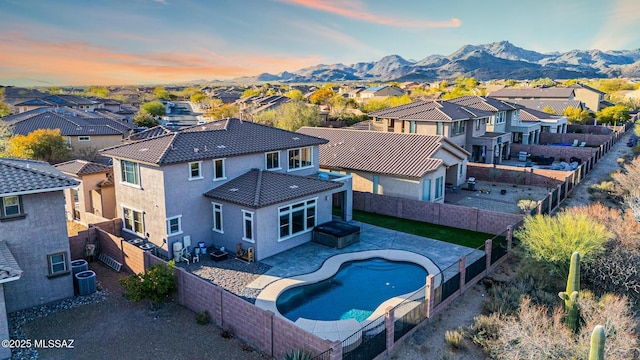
139, 148, 149, 152
229, 188, 239, 192
194, 148, 199, 153
292, 137, 300, 140
217, 145, 226, 149
289, 185, 299, 189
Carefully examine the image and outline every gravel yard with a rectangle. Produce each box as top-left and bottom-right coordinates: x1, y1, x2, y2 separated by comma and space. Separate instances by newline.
19, 263, 271, 360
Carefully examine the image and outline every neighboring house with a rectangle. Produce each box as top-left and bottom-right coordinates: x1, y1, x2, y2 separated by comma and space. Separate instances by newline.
100, 119, 352, 261
506, 99, 586, 117
14, 95, 98, 113
449, 96, 542, 146
237, 95, 291, 120
2, 108, 134, 156
54, 160, 116, 224
569, 83, 609, 113
0, 158, 79, 314
125, 125, 177, 142
368, 100, 512, 164
488, 87, 576, 101
298, 127, 470, 203
520, 107, 568, 134
623, 88, 640, 102
359, 85, 404, 101
90, 97, 124, 112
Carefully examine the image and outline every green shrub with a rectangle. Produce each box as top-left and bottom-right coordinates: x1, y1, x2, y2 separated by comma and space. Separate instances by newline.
514, 212, 609, 278
470, 314, 501, 349
445, 329, 465, 350
119, 261, 176, 305
196, 310, 211, 325
282, 349, 312, 360
517, 198, 538, 214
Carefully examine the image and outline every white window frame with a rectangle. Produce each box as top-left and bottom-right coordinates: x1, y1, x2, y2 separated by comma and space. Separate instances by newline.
166, 215, 182, 236
287, 147, 313, 172
265, 151, 281, 170
78, 136, 91, 142
122, 206, 144, 236
278, 198, 317, 241
212, 202, 223, 234
242, 210, 254, 243
1, 195, 22, 217
213, 158, 226, 181
188, 161, 203, 180
47, 252, 69, 277
120, 160, 141, 188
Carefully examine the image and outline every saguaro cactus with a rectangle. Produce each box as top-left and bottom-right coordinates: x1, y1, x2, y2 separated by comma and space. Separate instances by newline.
589, 325, 605, 360
558, 251, 580, 332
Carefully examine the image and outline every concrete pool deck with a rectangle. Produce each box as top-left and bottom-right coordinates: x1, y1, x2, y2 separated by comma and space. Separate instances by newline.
247, 221, 485, 341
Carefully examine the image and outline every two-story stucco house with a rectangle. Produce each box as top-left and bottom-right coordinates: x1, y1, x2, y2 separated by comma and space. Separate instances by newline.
368, 100, 514, 164
0, 159, 79, 312
449, 96, 543, 147
298, 127, 470, 203
54, 160, 116, 224
100, 119, 352, 261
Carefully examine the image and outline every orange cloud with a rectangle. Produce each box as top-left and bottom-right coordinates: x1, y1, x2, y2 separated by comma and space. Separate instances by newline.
279, 0, 461, 28
0, 33, 324, 85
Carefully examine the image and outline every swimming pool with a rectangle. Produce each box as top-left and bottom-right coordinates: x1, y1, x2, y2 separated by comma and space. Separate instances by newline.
276, 258, 428, 322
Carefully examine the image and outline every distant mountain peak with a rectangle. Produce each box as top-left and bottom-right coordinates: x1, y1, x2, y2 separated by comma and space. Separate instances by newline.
235, 41, 640, 83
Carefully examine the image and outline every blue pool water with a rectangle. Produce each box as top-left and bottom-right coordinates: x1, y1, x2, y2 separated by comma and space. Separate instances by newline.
276, 258, 427, 322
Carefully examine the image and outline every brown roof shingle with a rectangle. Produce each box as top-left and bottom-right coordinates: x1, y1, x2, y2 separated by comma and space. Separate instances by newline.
101, 118, 328, 165
54, 160, 111, 176
203, 169, 341, 208
297, 127, 457, 178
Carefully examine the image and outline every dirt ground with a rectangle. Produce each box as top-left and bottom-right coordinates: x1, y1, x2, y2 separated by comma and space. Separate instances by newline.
22, 263, 271, 360
390, 130, 635, 359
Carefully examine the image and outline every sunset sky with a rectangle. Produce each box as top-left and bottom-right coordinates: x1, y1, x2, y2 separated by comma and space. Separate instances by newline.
1, 0, 639, 86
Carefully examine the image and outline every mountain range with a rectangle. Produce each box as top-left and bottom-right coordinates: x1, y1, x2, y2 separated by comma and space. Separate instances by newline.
237, 41, 640, 83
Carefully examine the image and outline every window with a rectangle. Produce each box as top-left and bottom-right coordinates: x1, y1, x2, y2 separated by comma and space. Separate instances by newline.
436, 122, 443, 135
242, 210, 254, 242
213, 158, 226, 181
422, 179, 431, 201
121, 160, 140, 186
409, 121, 416, 133
1, 195, 24, 219
288, 147, 312, 171
265, 151, 280, 170
451, 121, 465, 135
279, 198, 317, 240
495, 112, 505, 124
435, 176, 443, 199
123, 207, 144, 235
47, 252, 68, 277
166, 215, 182, 236
373, 175, 379, 194
189, 161, 203, 180
212, 202, 223, 233
476, 119, 481, 131
72, 188, 79, 204
78, 136, 90, 142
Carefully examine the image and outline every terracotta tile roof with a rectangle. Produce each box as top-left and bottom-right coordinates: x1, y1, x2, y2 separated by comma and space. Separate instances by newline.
488, 87, 575, 99
126, 125, 176, 141
508, 99, 583, 115
448, 96, 519, 112
2, 110, 129, 136
203, 169, 341, 208
101, 118, 328, 165
0, 241, 22, 283
298, 127, 457, 178
369, 100, 492, 122
0, 158, 79, 196
54, 160, 111, 176
519, 107, 556, 121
